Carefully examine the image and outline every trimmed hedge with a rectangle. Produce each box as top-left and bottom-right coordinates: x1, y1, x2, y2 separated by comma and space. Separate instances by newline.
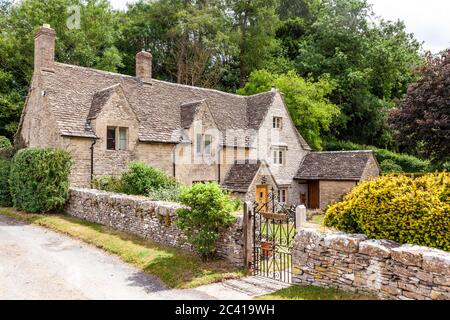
380, 159, 403, 173
324, 140, 433, 173
324, 173, 450, 251
10, 148, 72, 213
0, 159, 11, 207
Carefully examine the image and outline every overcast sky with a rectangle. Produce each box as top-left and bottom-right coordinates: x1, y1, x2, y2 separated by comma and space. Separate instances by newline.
110, 0, 449, 53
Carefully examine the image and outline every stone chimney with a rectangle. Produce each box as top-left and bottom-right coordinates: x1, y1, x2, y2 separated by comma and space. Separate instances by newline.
136, 50, 152, 83
34, 24, 56, 73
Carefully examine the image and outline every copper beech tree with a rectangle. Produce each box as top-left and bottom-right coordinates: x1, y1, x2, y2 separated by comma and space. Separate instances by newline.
389, 50, 450, 165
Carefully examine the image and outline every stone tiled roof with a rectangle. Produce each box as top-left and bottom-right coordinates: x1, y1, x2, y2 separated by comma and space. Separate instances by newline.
221, 161, 262, 192
41, 63, 284, 143
295, 151, 375, 181
180, 101, 203, 129
87, 84, 120, 120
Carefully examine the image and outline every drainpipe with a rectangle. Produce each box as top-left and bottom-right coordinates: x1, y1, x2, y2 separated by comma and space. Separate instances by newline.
90, 138, 97, 187
172, 145, 177, 178
217, 147, 222, 183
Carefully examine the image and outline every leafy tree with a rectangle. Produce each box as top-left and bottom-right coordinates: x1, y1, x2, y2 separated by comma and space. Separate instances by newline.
228, 0, 281, 88
389, 50, 450, 165
238, 69, 339, 150
0, 0, 123, 140
119, 0, 233, 88
284, 0, 422, 147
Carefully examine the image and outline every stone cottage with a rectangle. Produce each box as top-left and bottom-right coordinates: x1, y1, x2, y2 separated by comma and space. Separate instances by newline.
16, 24, 380, 208
295, 151, 380, 209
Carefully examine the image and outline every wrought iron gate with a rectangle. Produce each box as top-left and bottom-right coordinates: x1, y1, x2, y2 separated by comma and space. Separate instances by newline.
252, 190, 296, 283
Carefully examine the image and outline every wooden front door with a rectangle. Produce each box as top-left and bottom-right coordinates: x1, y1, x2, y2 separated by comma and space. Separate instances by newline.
308, 180, 320, 209
256, 185, 269, 211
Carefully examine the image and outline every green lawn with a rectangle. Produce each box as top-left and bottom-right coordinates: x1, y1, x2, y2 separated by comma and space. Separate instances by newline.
259, 285, 378, 300
311, 214, 325, 225
0, 208, 245, 289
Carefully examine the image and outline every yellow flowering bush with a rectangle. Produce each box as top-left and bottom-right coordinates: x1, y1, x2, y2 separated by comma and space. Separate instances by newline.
324, 173, 450, 251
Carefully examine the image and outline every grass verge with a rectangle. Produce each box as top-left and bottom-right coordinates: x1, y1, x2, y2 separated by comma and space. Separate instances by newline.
259, 285, 378, 300
0, 208, 245, 289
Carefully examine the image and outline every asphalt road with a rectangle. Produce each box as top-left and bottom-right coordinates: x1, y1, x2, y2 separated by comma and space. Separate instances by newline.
0, 214, 259, 300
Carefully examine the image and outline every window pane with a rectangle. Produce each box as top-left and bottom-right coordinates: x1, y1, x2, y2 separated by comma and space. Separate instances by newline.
119, 128, 127, 150
273, 150, 278, 164
279, 151, 283, 164
107, 127, 116, 150
196, 134, 203, 155
204, 135, 212, 155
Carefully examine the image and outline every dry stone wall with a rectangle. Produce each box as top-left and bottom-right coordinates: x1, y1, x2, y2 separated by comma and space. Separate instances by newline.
293, 228, 450, 300
65, 188, 244, 267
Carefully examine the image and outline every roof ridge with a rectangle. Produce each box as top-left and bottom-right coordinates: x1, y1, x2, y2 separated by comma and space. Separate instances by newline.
180, 100, 205, 107
94, 83, 121, 94
55, 62, 136, 80
55, 62, 277, 101
312, 150, 374, 154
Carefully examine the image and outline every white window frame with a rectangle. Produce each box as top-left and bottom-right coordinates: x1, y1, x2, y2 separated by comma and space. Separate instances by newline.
278, 188, 287, 203
107, 126, 128, 151
196, 134, 203, 155
204, 134, 212, 156
118, 127, 128, 151
273, 117, 283, 129
273, 149, 285, 165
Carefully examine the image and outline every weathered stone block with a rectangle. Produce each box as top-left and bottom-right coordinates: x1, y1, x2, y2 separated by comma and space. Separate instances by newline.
359, 240, 398, 258
391, 245, 424, 267
422, 250, 450, 275
323, 233, 366, 254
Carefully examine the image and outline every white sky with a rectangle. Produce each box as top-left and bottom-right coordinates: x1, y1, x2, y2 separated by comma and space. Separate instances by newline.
110, 0, 450, 53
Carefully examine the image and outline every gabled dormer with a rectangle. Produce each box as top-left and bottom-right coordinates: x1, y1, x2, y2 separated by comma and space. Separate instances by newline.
88, 84, 139, 152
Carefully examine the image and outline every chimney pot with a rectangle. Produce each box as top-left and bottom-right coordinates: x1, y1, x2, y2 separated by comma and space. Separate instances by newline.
136, 50, 152, 83
34, 24, 56, 73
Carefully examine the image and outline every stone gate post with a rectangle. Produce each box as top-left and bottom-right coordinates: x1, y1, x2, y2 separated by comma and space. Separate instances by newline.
243, 201, 254, 271
296, 205, 307, 232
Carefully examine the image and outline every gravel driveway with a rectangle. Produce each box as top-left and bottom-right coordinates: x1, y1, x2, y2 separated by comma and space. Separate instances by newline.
0, 215, 260, 300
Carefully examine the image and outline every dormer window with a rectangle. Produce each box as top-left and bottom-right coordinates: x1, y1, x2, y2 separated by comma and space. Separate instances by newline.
273, 117, 282, 129
107, 126, 128, 151
196, 133, 213, 156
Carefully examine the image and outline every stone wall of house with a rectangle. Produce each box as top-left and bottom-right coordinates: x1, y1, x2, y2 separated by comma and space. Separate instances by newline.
245, 165, 278, 203
293, 228, 450, 300
17, 76, 65, 150
319, 180, 357, 209
64, 188, 244, 267
64, 136, 93, 188
252, 91, 309, 202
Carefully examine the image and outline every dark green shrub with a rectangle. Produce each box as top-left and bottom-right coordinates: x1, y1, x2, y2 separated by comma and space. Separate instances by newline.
324, 140, 432, 173
0, 159, 12, 207
176, 183, 237, 260
92, 175, 122, 193
10, 148, 72, 213
380, 159, 403, 173
325, 173, 450, 251
120, 161, 178, 196
0, 136, 11, 150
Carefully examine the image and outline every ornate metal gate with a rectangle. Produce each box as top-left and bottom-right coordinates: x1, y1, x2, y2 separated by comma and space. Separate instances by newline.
252, 190, 296, 283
